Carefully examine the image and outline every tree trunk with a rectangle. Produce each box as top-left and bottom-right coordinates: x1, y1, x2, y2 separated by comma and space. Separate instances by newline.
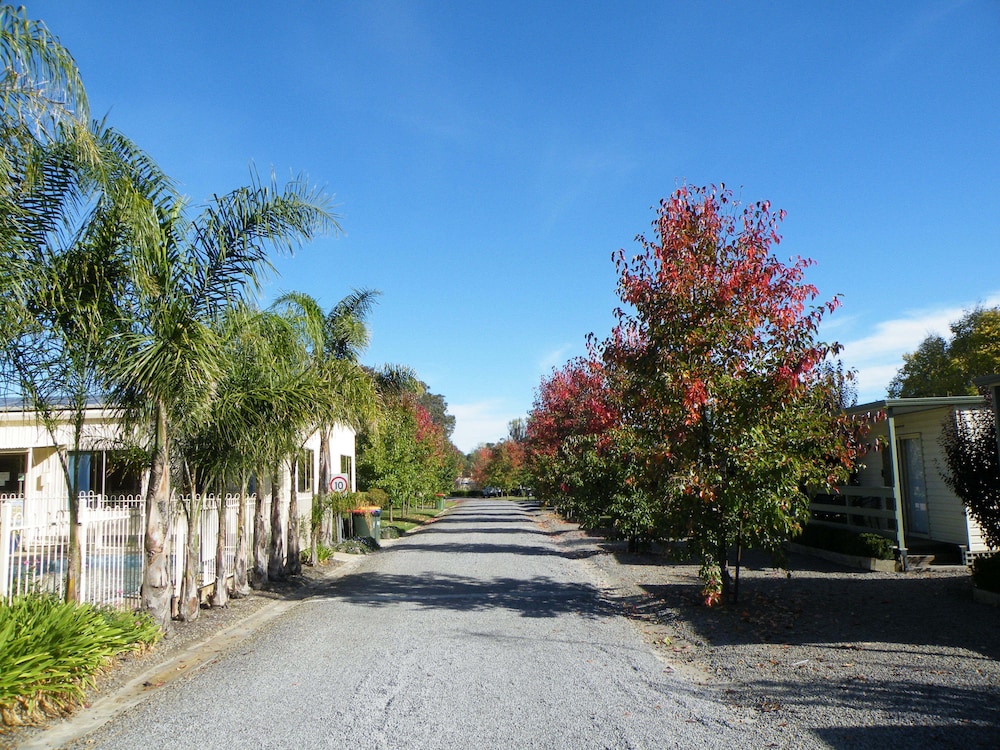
177, 493, 201, 622
267, 466, 286, 581
142, 406, 173, 632
232, 481, 251, 598
733, 516, 743, 605
60, 450, 82, 604
211, 492, 229, 608
286, 457, 302, 577
251, 473, 268, 589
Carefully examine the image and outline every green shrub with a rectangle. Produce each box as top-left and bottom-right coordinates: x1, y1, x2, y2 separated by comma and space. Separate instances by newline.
380, 525, 402, 540
0, 595, 160, 726
334, 537, 379, 555
301, 544, 334, 564
365, 488, 388, 508
797, 525, 895, 560
972, 554, 1000, 593
856, 533, 895, 560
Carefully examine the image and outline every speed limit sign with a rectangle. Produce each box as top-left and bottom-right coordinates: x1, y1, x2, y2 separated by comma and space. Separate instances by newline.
329, 474, 350, 494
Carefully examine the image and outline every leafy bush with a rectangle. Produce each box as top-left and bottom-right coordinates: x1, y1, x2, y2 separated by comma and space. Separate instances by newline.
334, 537, 379, 555
364, 488, 388, 508
972, 554, 1000, 593
856, 533, 895, 560
301, 544, 334, 564
380, 525, 402, 540
941, 402, 1000, 549
0, 595, 160, 727
797, 525, 895, 560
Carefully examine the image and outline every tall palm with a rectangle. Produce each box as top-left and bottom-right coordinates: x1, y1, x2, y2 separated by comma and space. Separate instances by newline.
0, 8, 166, 601
271, 290, 381, 560
110, 172, 337, 630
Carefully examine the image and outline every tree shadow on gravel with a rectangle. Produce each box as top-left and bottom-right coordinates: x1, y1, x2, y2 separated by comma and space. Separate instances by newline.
312, 571, 615, 620
650, 570, 1000, 660
737, 677, 1000, 750
385, 540, 567, 557
423, 525, 551, 536
813, 721, 1000, 750
436, 514, 535, 524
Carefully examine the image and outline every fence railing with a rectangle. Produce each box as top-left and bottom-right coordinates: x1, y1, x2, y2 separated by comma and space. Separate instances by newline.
1, 492, 262, 610
809, 486, 898, 536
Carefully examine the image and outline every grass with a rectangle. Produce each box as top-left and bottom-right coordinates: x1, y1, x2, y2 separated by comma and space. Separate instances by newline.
381, 503, 452, 535
0, 594, 161, 728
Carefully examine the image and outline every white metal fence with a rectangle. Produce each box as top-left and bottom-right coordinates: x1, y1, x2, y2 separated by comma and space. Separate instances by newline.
1, 492, 261, 610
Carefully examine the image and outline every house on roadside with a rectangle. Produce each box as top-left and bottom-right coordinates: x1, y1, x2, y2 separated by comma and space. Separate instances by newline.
0, 399, 357, 530
808, 396, 995, 568
1, 399, 358, 606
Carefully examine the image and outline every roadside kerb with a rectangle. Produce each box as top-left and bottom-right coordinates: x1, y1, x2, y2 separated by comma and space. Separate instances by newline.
20, 552, 368, 750
17, 503, 456, 749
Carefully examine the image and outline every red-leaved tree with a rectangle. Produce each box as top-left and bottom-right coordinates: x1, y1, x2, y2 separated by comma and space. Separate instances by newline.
596, 184, 868, 603
525, 358, 635, 532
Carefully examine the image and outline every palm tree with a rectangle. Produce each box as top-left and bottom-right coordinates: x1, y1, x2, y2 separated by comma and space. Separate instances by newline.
0, 8, 165, 601
109, 172, 337, 630
270, 290, 381, 562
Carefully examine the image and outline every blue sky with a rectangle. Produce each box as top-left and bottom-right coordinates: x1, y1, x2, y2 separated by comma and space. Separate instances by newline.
26, 1, 1000, 452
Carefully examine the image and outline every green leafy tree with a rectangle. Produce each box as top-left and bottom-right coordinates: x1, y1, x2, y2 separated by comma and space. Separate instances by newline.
941, 396, 1000, 548
416, 386, 456, 439
888, 307, 1000, 397
525, 358, 621, 527
358, 385, 458, 514
596, 185, 868, 604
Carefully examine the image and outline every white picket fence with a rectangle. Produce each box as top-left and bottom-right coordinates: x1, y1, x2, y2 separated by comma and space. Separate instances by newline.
0, 492, 260, 610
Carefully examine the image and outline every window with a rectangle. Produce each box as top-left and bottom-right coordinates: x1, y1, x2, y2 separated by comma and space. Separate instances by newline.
340, 454, 352, 478
297, 450, 314, 494
104, 452, 142, 497
68, 452, 100, 495
0, 453, 26, 495
67, 450, 142, 499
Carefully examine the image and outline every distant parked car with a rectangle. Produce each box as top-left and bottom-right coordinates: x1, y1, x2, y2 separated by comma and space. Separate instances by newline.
482, 486, 503, 498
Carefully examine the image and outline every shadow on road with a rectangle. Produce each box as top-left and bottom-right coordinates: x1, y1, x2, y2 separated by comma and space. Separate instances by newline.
312, 571, 614, 620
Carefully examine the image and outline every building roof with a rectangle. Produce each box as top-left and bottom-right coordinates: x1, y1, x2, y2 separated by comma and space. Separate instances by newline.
973, 374, 1000, 389
846, 395, 987, 417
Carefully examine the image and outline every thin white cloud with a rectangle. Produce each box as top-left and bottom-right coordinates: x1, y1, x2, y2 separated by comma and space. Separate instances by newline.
450, 399, 520, 454
840, 292, 1000, 403
537, 344, 574, 374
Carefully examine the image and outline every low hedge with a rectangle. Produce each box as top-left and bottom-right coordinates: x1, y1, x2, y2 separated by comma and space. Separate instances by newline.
796, 525, 895, 560
972, 554, 1000, 593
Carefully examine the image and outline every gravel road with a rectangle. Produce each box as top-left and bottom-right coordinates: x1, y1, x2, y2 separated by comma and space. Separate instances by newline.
47, 499, 780, 749
12, 498, 1000, 749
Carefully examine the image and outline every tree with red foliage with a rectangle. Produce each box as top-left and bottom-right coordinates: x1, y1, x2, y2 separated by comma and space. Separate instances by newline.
595, 185, 868, 603
525, 358, 646, 536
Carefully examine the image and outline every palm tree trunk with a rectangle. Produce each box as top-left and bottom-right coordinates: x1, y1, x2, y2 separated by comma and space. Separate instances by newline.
267, 465, 286, 581
251, 472, 268, 588
178, 466, 201, 622
142, 405, 173, 632
232, 478, 251, 597
178, 497, 201, 622
318, 425, 333, 546
286, 456, 302, 576
212, 488, 229, 608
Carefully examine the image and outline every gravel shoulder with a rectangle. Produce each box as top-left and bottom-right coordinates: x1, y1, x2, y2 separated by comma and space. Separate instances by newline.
5, 502, 1000, 749
537, 505, 1000, 749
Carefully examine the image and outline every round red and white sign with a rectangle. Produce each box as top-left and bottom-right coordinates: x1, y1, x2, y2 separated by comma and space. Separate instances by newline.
329, 474, 350, 494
